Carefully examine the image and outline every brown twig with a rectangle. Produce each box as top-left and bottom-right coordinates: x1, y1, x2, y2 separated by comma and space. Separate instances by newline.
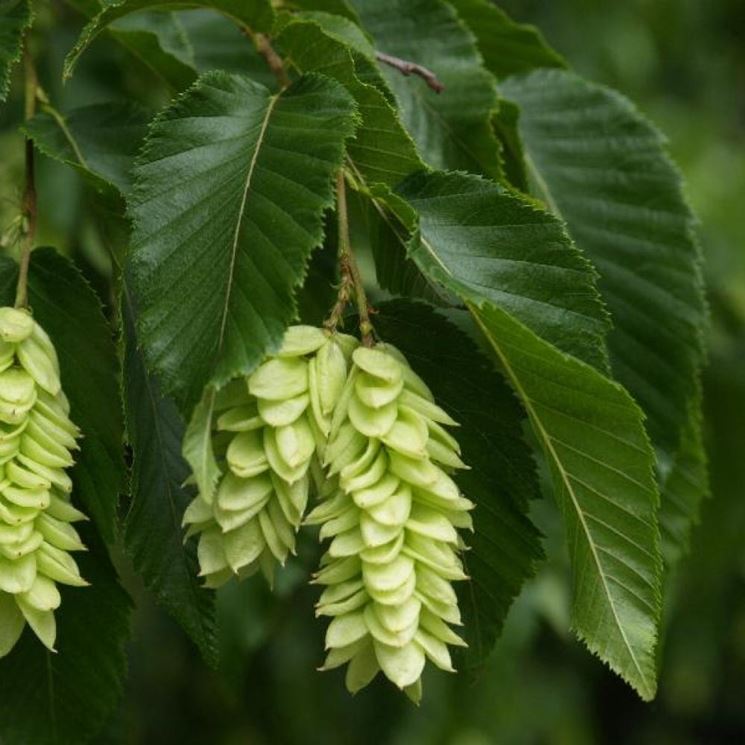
375, 51, 445, 93
244, 28, 291, 88
326, 171, 374, 346
15, 44, 38, 309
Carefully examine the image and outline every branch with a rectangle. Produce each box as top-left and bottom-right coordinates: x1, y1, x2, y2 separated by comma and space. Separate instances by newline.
375, 51, 445, 93
15, 44, 38, 309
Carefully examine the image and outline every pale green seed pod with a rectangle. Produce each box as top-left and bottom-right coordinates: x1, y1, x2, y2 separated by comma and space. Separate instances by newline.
0, 308, 86, 658
308, 344, 473, 702
183, 326, 356, 588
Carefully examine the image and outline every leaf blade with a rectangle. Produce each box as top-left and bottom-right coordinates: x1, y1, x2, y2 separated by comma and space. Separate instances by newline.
128, 71, 358, 409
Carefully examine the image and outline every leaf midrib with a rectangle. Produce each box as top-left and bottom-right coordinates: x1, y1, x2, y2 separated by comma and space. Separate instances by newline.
215, 90, 280, 367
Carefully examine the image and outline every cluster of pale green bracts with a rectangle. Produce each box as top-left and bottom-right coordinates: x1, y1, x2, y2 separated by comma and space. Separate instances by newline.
0, 308, 86, 658
185, 326, 474, 700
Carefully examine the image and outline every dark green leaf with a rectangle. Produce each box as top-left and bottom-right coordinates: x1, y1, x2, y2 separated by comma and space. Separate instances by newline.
64, 0, 275, 80
123, 290, 218, 665
277, 17, 423, 187
388, 172, 663, 700
398, 171, 611, 370
0, 0, 31, 101
128, 72, 358, 410
503, 70, 708, 562
448, 0, 566, 79
66, 1, 198, 89
372, 300, 544, 669
348, 0, 503, 178
176, 9, 276, 85
23, 102, 149, 194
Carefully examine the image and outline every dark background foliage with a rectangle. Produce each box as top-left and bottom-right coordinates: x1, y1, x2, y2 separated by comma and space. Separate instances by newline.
0, 1, 743, 743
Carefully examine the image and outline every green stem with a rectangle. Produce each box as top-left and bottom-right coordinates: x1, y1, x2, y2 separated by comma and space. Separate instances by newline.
15, 44, 38, 309
327, 170, 374, 346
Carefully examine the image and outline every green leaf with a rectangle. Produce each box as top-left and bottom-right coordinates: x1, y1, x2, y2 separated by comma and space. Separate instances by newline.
397, 171, 611, 370
0, 249, 126, 544
658, 387, 709, 565
0, 0, 31, 102
448, 0, 566, 79
372, 300, 544, 669
109, 11, 197, 89
0, 527, 131, 745
347, 0, 503, 178
123, 291, 218, 664
390, 171, 663, 700
23, 102, 149, 194
176, 9, 277, 85
277, 17, 423, 187
64, 0, 274, 80
67, 1, 198, 89
128, 72, 358, 410
503, 70, 708, 561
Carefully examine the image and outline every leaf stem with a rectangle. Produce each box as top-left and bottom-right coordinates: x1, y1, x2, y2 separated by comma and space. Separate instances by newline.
244, 28, 291, 88
15, 43, 38, 309
375, 51, 445, 93
326, 170, 374, 346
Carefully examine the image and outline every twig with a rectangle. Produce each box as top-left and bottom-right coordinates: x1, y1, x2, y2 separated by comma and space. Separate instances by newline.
375, 51, 445, 93
326, 171, 374, 346
244, 28, 291, 88
15, 44, 38, 309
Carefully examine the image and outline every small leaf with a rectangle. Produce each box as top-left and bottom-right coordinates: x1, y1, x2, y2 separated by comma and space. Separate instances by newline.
348, 0, 503, 178
128, 72, 358, 410
64, 0, 275, 80
449, 0, 566, 79
123, 291, 218, 664
371, 300, 544, 669
0, 0, 31, 102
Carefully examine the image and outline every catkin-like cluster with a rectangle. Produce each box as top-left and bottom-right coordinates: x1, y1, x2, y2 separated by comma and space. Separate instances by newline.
183, 326, 356, 587
306, 344, 473, 702
0, 307, 86, 658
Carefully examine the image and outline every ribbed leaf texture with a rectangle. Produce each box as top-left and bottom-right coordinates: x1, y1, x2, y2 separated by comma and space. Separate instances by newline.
371, 300, 544, 670
347, 0, 503, 178
504, 70, 708, 563
389, 171, 663, 700
0, 252, 131, 744
127, 72, 358, 409
63, 0, 274, 79
448, 0, 566, 79
0, 0, 31, 101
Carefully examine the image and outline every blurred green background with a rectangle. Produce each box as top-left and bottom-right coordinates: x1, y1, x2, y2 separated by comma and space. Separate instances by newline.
2, 2, 744, 743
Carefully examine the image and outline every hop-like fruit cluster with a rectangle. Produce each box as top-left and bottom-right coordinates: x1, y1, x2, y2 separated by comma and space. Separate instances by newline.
0, 307, 86, 657
183, 326, 355, 587
306, 344, 473, 702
